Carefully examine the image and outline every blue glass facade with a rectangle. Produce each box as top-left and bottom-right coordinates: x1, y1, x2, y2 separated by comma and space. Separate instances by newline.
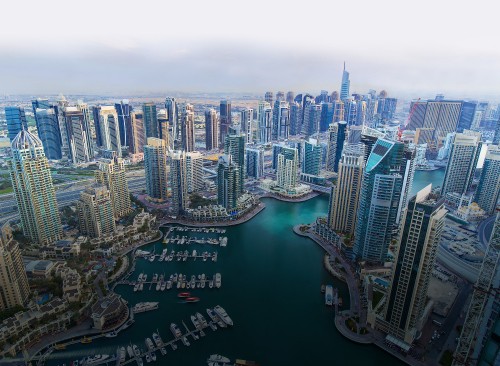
34, 108, 62, 160
5, 106, 27, 141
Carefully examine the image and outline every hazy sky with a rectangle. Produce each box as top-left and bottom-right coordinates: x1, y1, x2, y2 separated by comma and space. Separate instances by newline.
1, 0, 499, 100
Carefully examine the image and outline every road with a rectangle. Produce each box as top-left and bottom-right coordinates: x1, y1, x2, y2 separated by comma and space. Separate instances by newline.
478, 215, 496, 249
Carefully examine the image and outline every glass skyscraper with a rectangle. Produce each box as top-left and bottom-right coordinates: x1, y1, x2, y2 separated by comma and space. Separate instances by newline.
34, 108, 62, 160
142, 102, 159, 139
144, 138, 168, 200
5, 107, 28, 142
340, 63, 350, 100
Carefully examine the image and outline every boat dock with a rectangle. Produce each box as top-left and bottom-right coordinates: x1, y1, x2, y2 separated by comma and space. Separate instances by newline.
118, 272, 221, 291
163, 235, 228, 247
168, 226, 226, 234
137, 249, 219, 262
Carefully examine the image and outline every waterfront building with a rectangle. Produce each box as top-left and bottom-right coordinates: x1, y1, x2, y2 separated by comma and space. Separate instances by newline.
114, 100, 133, 148
142, 102, 159, 139
340, 62, 350, 100
259, 101, 273, 143
246, 146, 264, 179
224, 129, 245, 194
325, 121, 347, 172
144, 138, 168, 200
475, 145, 500, 214
186, 151, 204, 193
276, 146, 299, 191
383, 185, 447, 345
217, 154, 241, 210
441, 131, 482, 197
289, 101, 302, 136
180, 103, 195, 152
62, 106, 94, 164
219, 100, 232, 146
5, 106, 28, 142
353, 139, 406, 262
302, 139, 322, 176
169, 150, 189, 215
130, 111, 145, 154
205, 108, 219, 150
34, 107, 62, 160
157, 109, 170, 148
95, 155, 131, 219
8, 130, 62, 245
0, 226, 30, 311
328, 143, 365, 235
77, 184, 116, 238
92, 106, 121, 157
303, 103, 322, 137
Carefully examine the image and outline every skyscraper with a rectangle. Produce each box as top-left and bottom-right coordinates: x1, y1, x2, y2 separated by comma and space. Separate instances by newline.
272, 100, 290, 140
95, 155, 131, 219
157, 109, 170, 148
303, 103, 322, 137
217, 154, 241, 210
325, 121, 347, 172
0, 226, 30, 311
5, 106, 28, 142
340, 62, 350, 100
328, 144, 365, 235
264, 91, 273, 106
246, 147, 264, 179
353, 139, 405, 262
219, 100, 232, 146
144, 138, 168, 200
441, 131, 482, 197
142, 102, 159, 139
475, 145, 500, 214
169, 150, 189, 215
457, 101, 477, 132
276, 146, 299, 191
320, 102, 334, 132
115, 100, 133, 148
92, 106, 122, 156
34, 108, 62, 160
258, 101, 273, 143
63, 107, 94, 163
165, 97, 178, 143
302, 139, 322, 176
205, 108, 219, 151
77, 185, 116, 238
185, 151, 204, 193
493, 116, 500, 145
240, 108, 253, 140
224, 130, 245, 195
130, 111, 145, 154
289, 102, 302, 136
384, 185, 447, 345
286, 91, 295, 104
180, 103, 195, 152
8, 130, 62, 245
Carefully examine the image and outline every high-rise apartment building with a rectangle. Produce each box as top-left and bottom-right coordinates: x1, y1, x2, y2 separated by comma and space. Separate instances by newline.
302, 139, 322, 176
286, 91, 295, 104
289, 102, 302, 136
353, 139, 406, 262
180, 103, 195, 152
384, 185, 447, 345
144, 138, 168, 200
328, 144, 365, 235
115, 100, 133, 148
219, 100, 232, 146
264, 91, 274, 106
259, 101, 273, 143
246, 147, 264, 179
205, 108, 219, 151
186, 151, 204, 193
340, 63, 350, 100
77, 185, 116, 238
303, 103, 322, 137
224, 130, 245, 194
142, 102, 159, 139
130, 111, 145, 154
240, 108, 253, 138
165, 97, 178, 143
34, 108, 62, 160
63, 107, 94, 163
276, 146, 299, 191
325, 121, 347, 172
475, 145, 500, 214
441, 131, 482, 197
217, 154, 241, 210
157, 109, 170, 148
0, 226, 30, 311
95, 155, 131, 219
272, 100, 289, 140
5, 106, 28, 142
493, 117, 500, 145
92, 106, 122, 156
169, 150, 189, 215
8, 130, 62, 245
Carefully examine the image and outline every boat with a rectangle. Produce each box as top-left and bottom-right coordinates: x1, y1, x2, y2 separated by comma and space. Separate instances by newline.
134, 283, 140, 292
165, 281, 171, 290
160, 347, 167, 355
325, 285, 333, 306
82, 354, 109, 365
170, 323, 182, 338
133, 344, 141, 358
127, 345, 134, 358
71, 360, 80, 366
215, 273, 221, 288
149, 255, 155, 262
151, 352, 157, 362
171, 342, 177, 350
339, 297, 343, 307
54, 343, 66, 350
209, 280, 213, 289
234, 359, 259, 365
321, 284, 326, 293
207, 308, 226, 328
137, 358, 144, 366
178, 292, 190, 298
152, 332, 163, 347
207, 354, 231, 364
155, 281, 162, 291
139, 283, 144, 291
145, 353, 151, 363
196, 312, 208, 328
119, 347, 126, 363
203, 252, 208, 262
145, 337, 155, 351
138, 273, 143, 282
181, 336, 190, 346
191, 315, 201, 329
143, 274, 148, 282
105, 330, 117, 337
214, 305, 233, 326
81, 336, 92, 344
152, 273, 158, 282
186, 297, 200, 303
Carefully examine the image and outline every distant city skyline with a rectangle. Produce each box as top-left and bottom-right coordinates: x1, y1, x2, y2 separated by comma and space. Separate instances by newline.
0, 0, 499, 99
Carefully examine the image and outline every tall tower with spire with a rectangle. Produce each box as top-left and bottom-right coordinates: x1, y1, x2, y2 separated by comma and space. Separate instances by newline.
340, 62, 350, 101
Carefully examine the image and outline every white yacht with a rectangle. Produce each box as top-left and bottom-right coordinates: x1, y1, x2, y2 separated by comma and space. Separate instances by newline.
213, 305, 233, 326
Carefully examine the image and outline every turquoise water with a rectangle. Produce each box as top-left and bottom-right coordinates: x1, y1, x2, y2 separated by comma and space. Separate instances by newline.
411, 169, 445, 197
45, 170, 444, 365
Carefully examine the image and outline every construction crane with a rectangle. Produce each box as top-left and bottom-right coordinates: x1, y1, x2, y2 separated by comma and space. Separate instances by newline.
398, 97, 421, 141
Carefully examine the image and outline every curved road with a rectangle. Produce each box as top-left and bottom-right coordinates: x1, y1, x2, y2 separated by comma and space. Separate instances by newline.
478, 215, 496, 249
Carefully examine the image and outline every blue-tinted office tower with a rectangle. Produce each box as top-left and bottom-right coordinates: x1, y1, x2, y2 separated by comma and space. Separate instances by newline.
142, 102, 159, 139
289, 102, 302, 136
493, 117, 500, 145
5, 107, 28, 142
340, 62, 350, 100
457, 101, 477, 133
353, 139, 406, 263
320, 103, 334, 132
303, 139, 322, 176
34, 108, 62, 160
115, 100, 133, 148
326, 121, 347, 172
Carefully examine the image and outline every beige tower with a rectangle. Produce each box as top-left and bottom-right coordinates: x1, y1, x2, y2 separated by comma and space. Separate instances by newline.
77, 185, 116, 238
